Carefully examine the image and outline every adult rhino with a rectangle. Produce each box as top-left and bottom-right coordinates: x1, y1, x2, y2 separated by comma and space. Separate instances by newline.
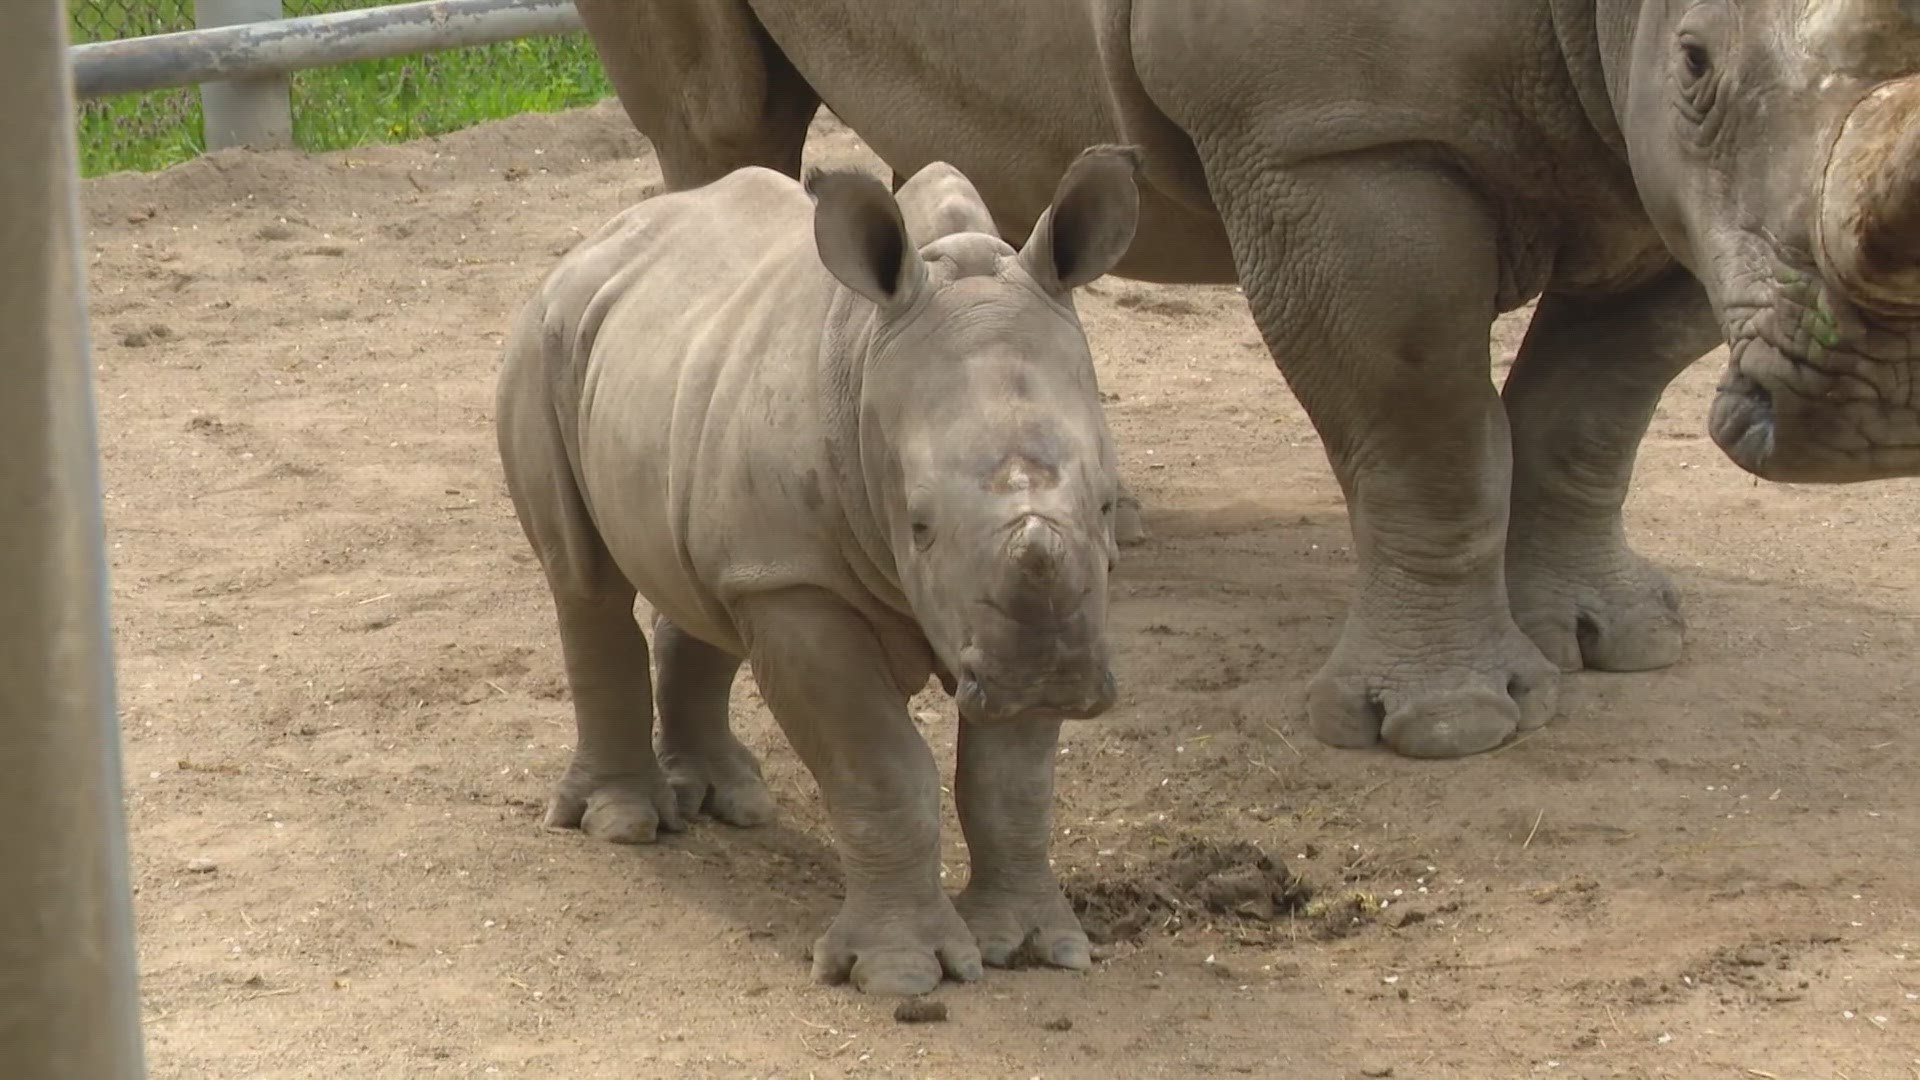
573, 0, 1920, 758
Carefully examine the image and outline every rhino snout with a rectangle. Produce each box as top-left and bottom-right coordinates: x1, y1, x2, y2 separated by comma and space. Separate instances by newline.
1707, 366, 1777, 477
955, 658, 1117, 724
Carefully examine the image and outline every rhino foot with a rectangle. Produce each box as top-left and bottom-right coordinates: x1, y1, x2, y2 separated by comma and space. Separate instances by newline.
808, 894, 984, 996
1508, 543, 1685, 674
954, 883, 1091, 971
659, 737, 776, 828
542, 764, 686, 844
1305, 613, 1560, 759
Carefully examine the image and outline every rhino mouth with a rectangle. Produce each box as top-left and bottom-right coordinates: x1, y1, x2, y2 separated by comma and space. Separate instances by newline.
1708, 366, 1778, 469
953, 650, 1116, 724
955, 668, 1117, 723
1707, 348, 1780, 474
1709, 264, 1920, 482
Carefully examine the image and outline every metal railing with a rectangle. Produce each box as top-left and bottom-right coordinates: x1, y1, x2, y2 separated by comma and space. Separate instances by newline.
70, 0, 590, 158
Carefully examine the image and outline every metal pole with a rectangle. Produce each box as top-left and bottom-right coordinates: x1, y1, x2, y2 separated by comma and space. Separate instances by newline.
0, 3, 147, 1078
73, 0, 586, 100
195, 0, 294, 151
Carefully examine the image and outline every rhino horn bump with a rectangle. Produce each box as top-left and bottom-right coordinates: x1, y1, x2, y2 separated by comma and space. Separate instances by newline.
1819, 75, 1920, 317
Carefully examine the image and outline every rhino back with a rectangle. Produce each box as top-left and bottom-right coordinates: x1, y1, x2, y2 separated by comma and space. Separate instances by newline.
552, 168, 868, 652
746, 0, 1236, 283
744, 0, 1658, 295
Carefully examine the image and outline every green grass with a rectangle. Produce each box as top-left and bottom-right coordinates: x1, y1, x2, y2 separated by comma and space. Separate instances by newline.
71, 1, 613, 178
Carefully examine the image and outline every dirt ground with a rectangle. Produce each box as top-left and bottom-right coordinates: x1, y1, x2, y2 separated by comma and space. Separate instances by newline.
82, 102, 1920, 1079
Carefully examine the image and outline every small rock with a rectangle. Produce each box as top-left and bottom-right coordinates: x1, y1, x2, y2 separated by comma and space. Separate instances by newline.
186, 857, 217, 874
1360, 1068, 1394, 1078
1041, 1016, 1073, 1032
893, 999, 948, 1024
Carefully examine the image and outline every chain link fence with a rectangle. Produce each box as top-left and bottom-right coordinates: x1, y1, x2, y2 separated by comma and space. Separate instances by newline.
70, 0, 611, 177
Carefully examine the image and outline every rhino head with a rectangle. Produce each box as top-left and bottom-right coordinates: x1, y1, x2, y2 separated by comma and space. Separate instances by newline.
1599, 0, 1920, 480
805, 146, 1143, 723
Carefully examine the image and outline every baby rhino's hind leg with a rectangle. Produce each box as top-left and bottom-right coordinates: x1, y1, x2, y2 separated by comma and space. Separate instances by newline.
652, 614, 776, 828
497, 313, 682, 845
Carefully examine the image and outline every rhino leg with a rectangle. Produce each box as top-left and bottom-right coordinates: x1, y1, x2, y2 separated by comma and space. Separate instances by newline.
650, 613, 776, 827
1503, 267, 1720, 673
1208, 155, 1559, 759
536, 594, 686, 843
574, 0, 820, 191
497, 319, 683, 844
737, 589, 982, 997
951, 718, 1090, 971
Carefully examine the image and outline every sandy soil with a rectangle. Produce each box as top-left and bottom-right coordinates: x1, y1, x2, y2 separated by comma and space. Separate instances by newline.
82, 102, 1920, 1079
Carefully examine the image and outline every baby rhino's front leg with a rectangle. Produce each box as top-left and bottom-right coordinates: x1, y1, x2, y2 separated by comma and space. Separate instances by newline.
739, 590, 983, 997
954, 719, 1090, 970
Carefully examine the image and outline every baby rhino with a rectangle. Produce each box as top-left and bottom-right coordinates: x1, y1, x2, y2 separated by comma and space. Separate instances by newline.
495, 145, 1144, 996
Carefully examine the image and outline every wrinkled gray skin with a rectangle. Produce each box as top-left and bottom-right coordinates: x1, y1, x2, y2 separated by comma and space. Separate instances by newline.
496, 147, 1144, 995
572, 0, 1920, 759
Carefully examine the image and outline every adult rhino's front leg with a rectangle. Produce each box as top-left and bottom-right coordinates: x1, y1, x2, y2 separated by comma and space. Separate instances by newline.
1208, 153, 1558, 758
737, 589, 982, 997
1502, 267, 1722, 672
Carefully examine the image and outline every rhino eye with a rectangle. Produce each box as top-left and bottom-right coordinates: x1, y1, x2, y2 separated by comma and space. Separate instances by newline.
911, 521, 934, 549
1680, 41, 1711, 82
1100, 500, 1115, 516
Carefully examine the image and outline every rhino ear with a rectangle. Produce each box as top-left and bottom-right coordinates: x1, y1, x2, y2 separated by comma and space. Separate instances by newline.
806, 167, 929, 310
1018, 144, 1143, 295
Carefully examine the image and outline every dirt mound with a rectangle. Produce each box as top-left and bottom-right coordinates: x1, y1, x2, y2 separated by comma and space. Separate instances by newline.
1063, 837, 1316, 944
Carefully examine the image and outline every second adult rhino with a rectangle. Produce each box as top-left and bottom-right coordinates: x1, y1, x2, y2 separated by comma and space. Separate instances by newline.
572, 0, 1920, 759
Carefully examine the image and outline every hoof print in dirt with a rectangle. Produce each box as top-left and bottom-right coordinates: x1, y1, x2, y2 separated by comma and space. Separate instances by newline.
1063, 837, 1321, 945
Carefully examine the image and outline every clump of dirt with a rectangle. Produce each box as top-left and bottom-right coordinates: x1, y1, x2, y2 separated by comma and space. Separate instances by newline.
891, 999, 949, 1024
1063, 837, 1319, 944
1670, 935, 1838, 1007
